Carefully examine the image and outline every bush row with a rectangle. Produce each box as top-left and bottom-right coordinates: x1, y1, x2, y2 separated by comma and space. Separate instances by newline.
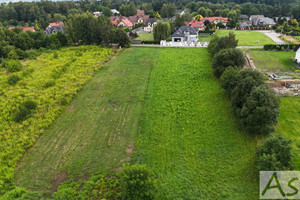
208, 33, 293, 171
263, 44, 300, 51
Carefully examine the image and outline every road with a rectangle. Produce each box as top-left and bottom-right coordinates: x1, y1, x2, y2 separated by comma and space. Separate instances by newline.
255, 30, 285, 45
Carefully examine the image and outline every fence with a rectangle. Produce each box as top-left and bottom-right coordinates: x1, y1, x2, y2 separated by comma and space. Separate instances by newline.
160, 40, 209, 47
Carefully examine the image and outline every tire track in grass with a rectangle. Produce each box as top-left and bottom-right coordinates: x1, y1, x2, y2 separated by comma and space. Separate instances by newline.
134, 48, 258, 200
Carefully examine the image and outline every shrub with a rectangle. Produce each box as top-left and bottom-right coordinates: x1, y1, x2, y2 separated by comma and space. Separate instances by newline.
231, 69, 265, 114
212, 48, 245, 78
6, 60, 22, 73
13, 100, 37, 122
239, 84, 280, 134
120, 164, 156, 200
208, 32, 238, 56
7, 74, 20, 85
257, 134, 293, 171
53, 52, 58, 58
220, 67, 240, 96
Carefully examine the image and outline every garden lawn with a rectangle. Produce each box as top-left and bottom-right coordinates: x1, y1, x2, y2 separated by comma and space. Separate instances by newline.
295, 36, 300, 42
134, 48, 258, 199
198, 35, 212, 42
248, 49, 297, 72
134, 33, 154, 41
216, 30, 275, 46
0, 46, 115, 194
275, 97, 300, 168
15, 47, 157, 192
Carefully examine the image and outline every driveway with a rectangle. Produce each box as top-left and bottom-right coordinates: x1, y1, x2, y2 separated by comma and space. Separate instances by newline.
256, 30, 285, 45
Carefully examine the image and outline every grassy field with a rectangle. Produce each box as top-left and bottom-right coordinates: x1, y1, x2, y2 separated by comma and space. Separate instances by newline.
275, 97, 300, 168
134, 48, 258, 199
15, 48, 156, 192
16, 47, 258, 199
280, 35, 300, 44
248, 49, 297, 72
0, 46, 115, 194
295, 36, 300, 42
134, 33, 154, 41
216, 30, 275, 46
198, 35, 212, 42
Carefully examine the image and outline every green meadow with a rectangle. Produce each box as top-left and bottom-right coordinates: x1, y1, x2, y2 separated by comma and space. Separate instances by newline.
216, 30, 275, 46
15, 47, 258, 199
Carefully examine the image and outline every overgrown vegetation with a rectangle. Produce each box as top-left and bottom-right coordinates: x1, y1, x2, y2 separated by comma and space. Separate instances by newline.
0, 46, 115, 195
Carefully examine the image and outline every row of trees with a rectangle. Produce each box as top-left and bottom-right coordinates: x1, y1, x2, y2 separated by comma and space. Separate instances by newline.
208, 32, 293, 171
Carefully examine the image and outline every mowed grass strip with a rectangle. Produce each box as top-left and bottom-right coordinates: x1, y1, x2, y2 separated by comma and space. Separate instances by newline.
216, 30, 275, 46
134, 33, 154, 41
15, 48, 157, 191
248, 50, 297, 72
134, 48, 258, 199
276, 97, 300, 168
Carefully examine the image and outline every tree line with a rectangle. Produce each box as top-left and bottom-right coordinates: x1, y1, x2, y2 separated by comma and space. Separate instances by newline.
207, 33, 293, 171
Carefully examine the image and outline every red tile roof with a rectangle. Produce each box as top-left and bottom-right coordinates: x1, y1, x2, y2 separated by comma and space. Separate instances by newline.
22, 26, 35, 32
203, 17, 228, 23
137, 9, 144, 16
49, 21, 64, 27
185, 20, 204, 28
121, 18, 133, 28
8, 26, 15, 30
111, 20, 119, 26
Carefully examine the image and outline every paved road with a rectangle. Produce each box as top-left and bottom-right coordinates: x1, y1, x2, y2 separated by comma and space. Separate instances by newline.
255, 30, 285, 45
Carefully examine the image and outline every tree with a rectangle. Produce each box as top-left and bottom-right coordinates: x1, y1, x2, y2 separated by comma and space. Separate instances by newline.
160, 3, 176, 18
208, 32, 238, 56
231, 69, 265, 115
120, 164, 156, 200
195, 14, 203, 21
155, 12, 161, 19
113, 28, 131, 47
220, 67, 240, 96
257, 134, 293, 171
212, 48, 245, 78
240, 84, 280, 134
119, 2, 137, 17
153, 21, 170, 41
174, 14, 185, 28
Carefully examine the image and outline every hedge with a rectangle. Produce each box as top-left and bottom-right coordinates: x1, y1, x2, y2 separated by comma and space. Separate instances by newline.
263, 44, 300, 51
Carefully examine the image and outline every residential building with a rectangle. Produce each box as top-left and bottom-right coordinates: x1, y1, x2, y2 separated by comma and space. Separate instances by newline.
185, 19, 205, 30
175, 10, 185, 16
93, 11, 102, 17
249, 15, 265, 21
240, 14, 249, 20
44, 21, 64, 35
128, 15, 149, 26
137, 9, 145, 17
296, 47, 300, 65
143, 18, 158, 33
111, 17, 133, 29
203, 17, 228, 26
239, 21, 252, 29
111, 9, 119, 15
171, 25, 199, 42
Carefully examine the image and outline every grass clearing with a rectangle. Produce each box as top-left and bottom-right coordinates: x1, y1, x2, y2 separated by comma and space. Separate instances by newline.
198, 35, 212, 42
15, 48, 157, 192
134, 33, 154, 41
16, 47, 258, 199
134, 48, 258, 199
275, 97, 300, 168
248, 49, 297, 72
216, 30, 275, 46
280, 35, 300, 44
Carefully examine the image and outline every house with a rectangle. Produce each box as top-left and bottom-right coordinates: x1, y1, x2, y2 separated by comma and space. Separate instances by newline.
93, 11, 102, 17
8, 26, 35, 32
171, 25, 198, 42
296, 47, 300, 65
203, 17, 228, 26
44, 21, 64, 35
175, 10, 185, 16
185, 19, 205, 30
111, 17, 133, 29
252, 17, 276, 27
143, 18, 157, 33
137, 9, 145, 17
128, 15, 149, 26
249, 15, 265, 21
239, 21, 252, 29
111, 9, 120, 15
240, 14, 249, 20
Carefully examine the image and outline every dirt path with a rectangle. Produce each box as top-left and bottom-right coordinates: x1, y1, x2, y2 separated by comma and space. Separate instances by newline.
244, 51, 257, 70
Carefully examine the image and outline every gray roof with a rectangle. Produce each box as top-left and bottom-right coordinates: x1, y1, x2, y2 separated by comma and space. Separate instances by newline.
144, 18, 157, 26
171, 26, 198, 37
240, 21, 252, 28
240, 14, 249, 19
251, 17, 276, 26
44, 25, 64, 35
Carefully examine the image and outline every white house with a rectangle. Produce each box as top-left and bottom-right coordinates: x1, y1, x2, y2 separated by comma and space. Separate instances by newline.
296, 47, 300, 65
111, 9, 120, 15
143, 18, 157, 33
171, 25, 198, 43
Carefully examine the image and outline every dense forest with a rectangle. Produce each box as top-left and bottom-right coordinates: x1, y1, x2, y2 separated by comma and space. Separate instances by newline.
0, 0, 300, 29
